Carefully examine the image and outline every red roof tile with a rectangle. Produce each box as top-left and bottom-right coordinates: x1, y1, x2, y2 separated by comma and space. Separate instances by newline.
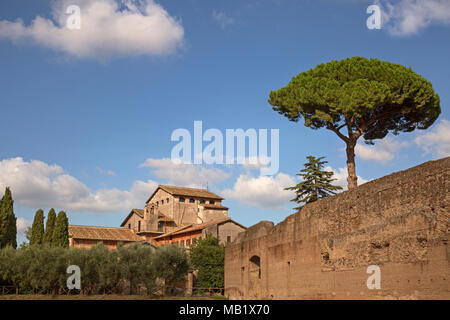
146, 185, 224, 203
152, 218, 246, 240
69, 225, 143, 242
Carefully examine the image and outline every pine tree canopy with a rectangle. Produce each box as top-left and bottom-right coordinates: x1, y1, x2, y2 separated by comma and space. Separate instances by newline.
269, 57, 441, 189
30, 209, 45, 246
285, 156, 343, 211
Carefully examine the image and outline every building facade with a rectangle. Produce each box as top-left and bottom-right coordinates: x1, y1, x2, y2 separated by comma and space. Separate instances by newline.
68, 225, 145, 249
69, 185, 246, 249
152, 218, 248, 248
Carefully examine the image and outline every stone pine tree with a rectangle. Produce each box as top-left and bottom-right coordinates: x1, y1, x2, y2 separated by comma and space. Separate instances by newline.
285, 156, 342, 211
269, 57, 441, 189
43, 208, 56, 246
52, 211, 69, 248
30, 209, 45, 246
0, 187, 17, 248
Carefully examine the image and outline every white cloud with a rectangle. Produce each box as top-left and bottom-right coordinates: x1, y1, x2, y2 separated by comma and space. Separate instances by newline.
139, 158, 230, 188
212, 10, 235, 29
355, 137, 410, 164
0, 0, 184, 60
324, 166, 369, 190
376, 0, 450, 36
0, 157, 158, 212
228, 156, 271, 171
222, 173, 296, 209
16, 217, 31, 234
96, 167, 116, 176
415, 119, 450, 158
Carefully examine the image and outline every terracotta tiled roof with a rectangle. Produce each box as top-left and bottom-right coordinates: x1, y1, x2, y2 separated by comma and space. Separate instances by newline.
152, 224, 198, 240
120, 209, 144, 227
152, 218, 246, 240
200, 204, 228, 210
131, 209, 144, 217
146, 185, 224, 203
158, 211, 174, 222
69, 225, 143, 242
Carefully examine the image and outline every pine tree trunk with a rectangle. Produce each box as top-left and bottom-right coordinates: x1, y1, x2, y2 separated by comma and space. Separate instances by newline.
346, 141, 358, 189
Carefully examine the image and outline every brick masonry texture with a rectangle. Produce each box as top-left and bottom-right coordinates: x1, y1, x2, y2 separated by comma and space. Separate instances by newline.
225, 157, 450, 299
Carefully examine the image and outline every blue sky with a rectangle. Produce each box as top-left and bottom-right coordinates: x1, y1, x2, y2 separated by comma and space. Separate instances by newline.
0, 0, 449, 244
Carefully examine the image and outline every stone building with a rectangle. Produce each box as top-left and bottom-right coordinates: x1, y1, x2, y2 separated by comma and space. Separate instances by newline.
69, 185, 246, 249
152, 218, 248, 248
68, 225, 145, 249
225, 157, 450, 299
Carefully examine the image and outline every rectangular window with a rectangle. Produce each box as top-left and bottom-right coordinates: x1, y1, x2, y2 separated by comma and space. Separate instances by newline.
156, 201, 159, 206
209, 200, 215, 205
189, 198, 195, 203
161, 199, 164, 204
227, 236, 231, 243
167, 198, 170, 203
179, 197, 185, 202
138, 221, 141, 232
128, 224, 131, 229
200, 199, 205, 204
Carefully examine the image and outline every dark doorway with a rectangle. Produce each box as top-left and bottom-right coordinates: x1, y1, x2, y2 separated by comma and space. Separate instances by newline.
248, 255, 261, 298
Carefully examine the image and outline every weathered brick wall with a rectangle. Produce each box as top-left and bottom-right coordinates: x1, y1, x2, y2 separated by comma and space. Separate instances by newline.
225, 157, 450, 299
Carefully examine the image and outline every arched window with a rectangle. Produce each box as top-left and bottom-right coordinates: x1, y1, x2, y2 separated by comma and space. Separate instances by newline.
249, 255, 261, 279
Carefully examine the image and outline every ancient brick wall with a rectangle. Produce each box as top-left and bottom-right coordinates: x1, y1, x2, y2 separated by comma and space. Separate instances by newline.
225, 157, 450, 299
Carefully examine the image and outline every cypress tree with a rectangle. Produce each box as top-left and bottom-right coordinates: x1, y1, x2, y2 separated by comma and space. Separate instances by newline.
52, 211, 69, 248
43, 208, 56, 246
30, 209, 45, 246
0, 187, 17, 248
0, 190, 3, 248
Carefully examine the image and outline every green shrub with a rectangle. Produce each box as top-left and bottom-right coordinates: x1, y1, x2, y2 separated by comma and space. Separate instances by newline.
189, 236, 224, 288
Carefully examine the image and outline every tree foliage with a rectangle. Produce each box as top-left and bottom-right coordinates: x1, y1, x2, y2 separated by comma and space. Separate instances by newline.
30, 209, 45, 246
0, 187, 17, 249
285, 156, 342, 210
152, 244, 189, 289
117, 243, 155, 294
52, 211, 69, 248
269, 57, 441, 189
189, 236, 225, 288
0, 243, 159, 295
43, 208, 56, 246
